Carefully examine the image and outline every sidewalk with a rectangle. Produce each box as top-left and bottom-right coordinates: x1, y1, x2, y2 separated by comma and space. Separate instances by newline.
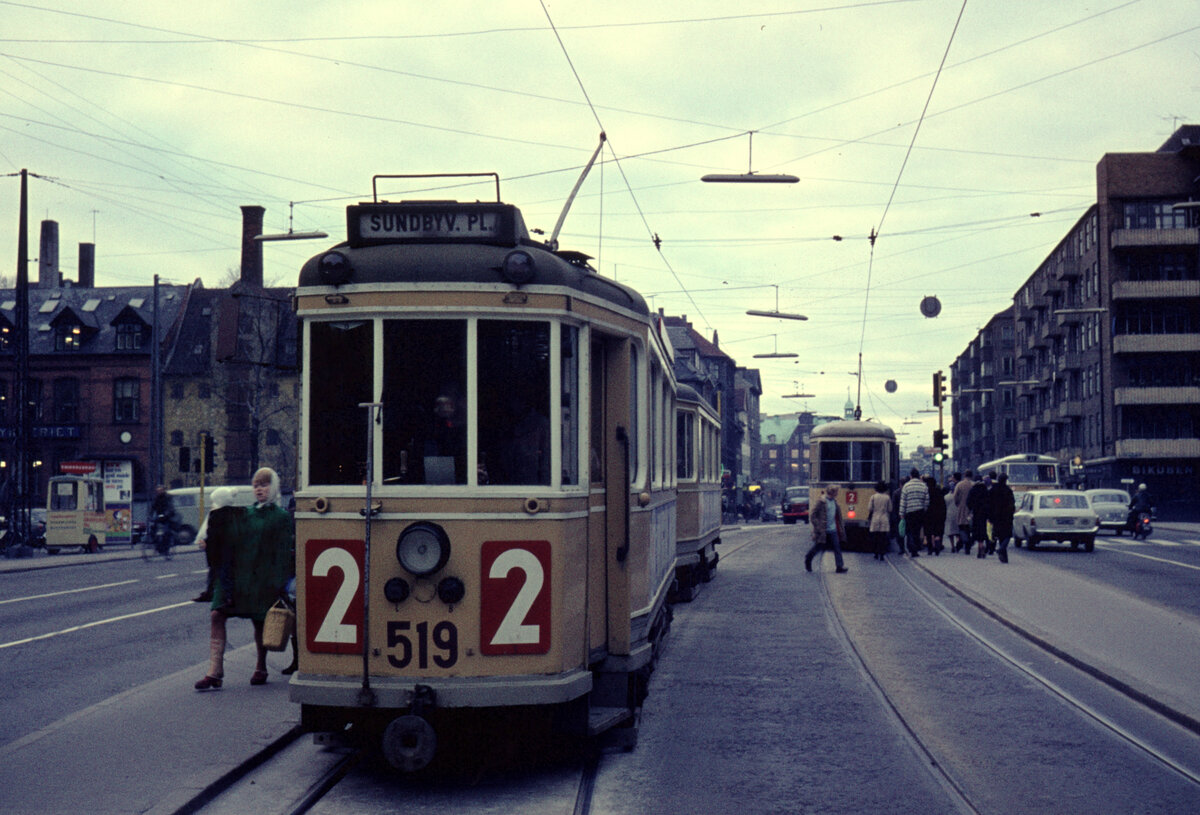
915, 550, 1200, 732
0, 542, 202, 573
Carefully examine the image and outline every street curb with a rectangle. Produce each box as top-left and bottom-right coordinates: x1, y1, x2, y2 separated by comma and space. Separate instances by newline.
913, 559, 1200, 738
164, 724, 306, 815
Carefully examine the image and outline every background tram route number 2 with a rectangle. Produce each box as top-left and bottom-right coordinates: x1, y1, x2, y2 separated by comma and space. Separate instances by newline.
304, 539, 553, 660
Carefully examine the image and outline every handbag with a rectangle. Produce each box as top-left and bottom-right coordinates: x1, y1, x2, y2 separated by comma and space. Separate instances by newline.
898, 518, 907, 537
262, 599, 295, 652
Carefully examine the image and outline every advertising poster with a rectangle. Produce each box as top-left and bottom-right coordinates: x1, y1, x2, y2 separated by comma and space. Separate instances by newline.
102, 460, 133, 545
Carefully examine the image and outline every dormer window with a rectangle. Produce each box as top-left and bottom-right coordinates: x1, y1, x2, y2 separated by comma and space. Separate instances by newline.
116, 322, 144, 350
55, 322, 83, 351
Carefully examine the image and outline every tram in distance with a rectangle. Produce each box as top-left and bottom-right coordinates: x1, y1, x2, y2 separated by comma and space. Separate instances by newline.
807, 419, 900, 551
975, 453, 1061, 493
289, 174, 721, 771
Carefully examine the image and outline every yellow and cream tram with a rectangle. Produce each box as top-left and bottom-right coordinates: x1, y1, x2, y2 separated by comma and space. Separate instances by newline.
807, 419, 900, 551
671, 384, 722, 601
290, 177, 686, 770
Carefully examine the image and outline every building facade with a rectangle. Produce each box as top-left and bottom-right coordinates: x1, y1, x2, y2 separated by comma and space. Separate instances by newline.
951, 126, 1200, 517
950, 307, 1016, 472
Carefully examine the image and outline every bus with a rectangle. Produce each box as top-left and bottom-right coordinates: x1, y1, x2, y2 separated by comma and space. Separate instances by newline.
975, 454, 1061, 493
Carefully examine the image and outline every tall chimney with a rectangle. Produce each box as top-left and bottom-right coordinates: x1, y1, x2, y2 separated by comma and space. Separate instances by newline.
39, 220, 59, 288
240, 205, 265, 288
78, 242, 95, 288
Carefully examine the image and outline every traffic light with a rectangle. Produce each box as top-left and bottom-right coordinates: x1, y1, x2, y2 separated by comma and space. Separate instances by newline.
933, 450, 946, 465
932, 370, 947, 407
933, 429, 946, 448
178, 446, 191, 473
200, 434, 215, 473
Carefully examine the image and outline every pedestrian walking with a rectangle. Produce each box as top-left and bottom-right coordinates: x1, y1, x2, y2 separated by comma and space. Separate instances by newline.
953, 470, 975, 552
989, 473, 1016, 563
195, 467, 294, 691
866, 480, 892, 561
805, 484, 848, 574
923, 476, 947, 555
898, 469, 928, 557
967, 473, 993, 558
191, 486, 238, 607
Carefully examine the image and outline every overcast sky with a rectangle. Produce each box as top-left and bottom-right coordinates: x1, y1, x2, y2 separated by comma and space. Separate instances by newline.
2, 1, 1197, 453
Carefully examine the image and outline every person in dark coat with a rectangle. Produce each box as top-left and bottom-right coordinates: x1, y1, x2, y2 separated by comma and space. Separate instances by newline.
923, 476, 947, 555
191, 487, 240, 606
966, 473, 993, 558
806, 484, 848, 574
195, 468, 293, 691
989, 473, 1016, 563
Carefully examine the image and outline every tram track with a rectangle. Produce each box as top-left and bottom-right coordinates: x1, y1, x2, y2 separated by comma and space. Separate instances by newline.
813, 552, 1200, 815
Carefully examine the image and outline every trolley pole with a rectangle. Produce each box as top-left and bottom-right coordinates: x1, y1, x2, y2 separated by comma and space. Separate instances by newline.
357, 402, 382, 707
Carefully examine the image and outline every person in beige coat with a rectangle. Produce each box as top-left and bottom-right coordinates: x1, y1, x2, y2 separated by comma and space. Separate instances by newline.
952, 470, 975, 552
866, 481, 893, 561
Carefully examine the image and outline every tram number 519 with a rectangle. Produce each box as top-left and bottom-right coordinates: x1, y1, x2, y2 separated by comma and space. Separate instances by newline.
480, 540, 552, 655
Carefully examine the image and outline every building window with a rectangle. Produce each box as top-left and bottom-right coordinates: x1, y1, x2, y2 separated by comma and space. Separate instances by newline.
1123, 201, 1189, 230
54, 323, 83, 351
198, 383, 211, 399
115, 322, 144, 350
266, 428, 281, 446
52, 377, 80, 424
1123, 251, 1196, 282
170, 430, 184, 446
114, 377, 139, 423
170, 382, 185, 399
0, 378, 6, 422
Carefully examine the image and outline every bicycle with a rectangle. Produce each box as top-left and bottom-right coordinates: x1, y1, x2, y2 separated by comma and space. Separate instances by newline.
141, 515, 176, 560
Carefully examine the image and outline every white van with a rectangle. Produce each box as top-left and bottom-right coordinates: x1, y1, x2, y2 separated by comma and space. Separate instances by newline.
167, 486, 257, 540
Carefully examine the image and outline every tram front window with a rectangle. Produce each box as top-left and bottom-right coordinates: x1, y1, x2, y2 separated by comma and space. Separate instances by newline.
479, 321, 551, 485
382, 320, 468, 485
819, 441, 885, 483
308, 321, 372, 485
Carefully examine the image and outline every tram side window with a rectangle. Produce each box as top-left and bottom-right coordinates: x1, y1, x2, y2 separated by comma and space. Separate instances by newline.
308, 321, 372, 485
561, 325, 579, 486
677, 412, 694, 480
819, 441, 884, 482
857, 441, 884, 483
590, 341, 604, 483
479, 321, 551, 485
381, 320, 468, 485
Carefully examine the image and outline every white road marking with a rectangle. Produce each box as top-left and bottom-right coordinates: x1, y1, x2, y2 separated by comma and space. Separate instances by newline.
0, 601, 193, 650
1094, 544, 1200, 571
0, 579, 139, 606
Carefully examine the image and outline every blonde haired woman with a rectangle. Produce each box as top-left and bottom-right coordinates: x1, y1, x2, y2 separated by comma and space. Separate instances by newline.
195, 468, 293, 690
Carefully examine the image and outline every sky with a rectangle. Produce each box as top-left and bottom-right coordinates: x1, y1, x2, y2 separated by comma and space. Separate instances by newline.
1, 1, 1197, 454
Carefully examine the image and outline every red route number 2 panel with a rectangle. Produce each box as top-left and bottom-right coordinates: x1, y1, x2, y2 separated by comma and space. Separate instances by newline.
305, 539, 365, 654
480, 540, 552, 656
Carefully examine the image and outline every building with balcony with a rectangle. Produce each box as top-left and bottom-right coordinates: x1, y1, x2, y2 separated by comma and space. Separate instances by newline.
950, 307, 1016, 472
952, 125, 1200, 516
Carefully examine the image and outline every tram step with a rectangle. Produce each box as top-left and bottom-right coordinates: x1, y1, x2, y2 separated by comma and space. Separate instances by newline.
587, 706, 632, 736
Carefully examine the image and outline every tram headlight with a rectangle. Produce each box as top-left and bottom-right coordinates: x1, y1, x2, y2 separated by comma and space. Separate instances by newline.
396, 522, 451, 577
500, 250, 535, 285
437, 576, 465, 605
319, 251, 352, 286
384, 577, 410, 604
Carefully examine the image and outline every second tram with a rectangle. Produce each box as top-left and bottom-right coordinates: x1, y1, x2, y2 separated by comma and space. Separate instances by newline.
289, 177, 721, 771
807, 419, 900, 551
671, 384, 722, 601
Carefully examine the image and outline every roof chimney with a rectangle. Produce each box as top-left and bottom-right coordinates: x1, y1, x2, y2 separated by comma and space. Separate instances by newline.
38, 220, 59, 288
78, 243, 95, 288
240, 205, 265, 288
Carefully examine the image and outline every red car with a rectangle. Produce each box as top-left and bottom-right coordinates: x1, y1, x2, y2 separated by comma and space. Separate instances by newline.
781, 487, 809, 524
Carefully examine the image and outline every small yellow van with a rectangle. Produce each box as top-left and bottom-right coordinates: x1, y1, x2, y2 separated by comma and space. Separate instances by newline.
46, 475, 107, 554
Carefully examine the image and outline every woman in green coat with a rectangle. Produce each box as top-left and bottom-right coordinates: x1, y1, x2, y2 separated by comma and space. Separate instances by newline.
195, 467, 294, 690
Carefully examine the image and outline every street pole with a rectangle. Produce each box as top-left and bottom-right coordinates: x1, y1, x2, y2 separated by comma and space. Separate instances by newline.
151, 274, 161, 490
8, 169, 31, 555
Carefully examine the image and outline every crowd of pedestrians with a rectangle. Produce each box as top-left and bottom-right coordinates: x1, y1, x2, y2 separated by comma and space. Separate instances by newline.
860, 468, 1016, 563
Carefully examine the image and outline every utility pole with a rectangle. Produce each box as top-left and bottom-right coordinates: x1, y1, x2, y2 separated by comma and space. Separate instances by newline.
6, 169, 32, 556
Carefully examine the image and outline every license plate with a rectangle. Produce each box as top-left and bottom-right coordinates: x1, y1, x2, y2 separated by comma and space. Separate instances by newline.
1055, 517, 1073, 525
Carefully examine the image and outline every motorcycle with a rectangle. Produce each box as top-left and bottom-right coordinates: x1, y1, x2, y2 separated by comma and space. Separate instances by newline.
1129, 509, 1154, 540
147, 512, 177, 558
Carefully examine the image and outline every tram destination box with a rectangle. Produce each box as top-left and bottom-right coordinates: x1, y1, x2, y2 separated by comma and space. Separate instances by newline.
347, 202, 524, 248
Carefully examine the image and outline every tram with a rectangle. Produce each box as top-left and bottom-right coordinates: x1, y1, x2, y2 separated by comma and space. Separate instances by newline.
975, 453, 1061, 493
290, 175, 690, 771
671, 384, 722, 601
807, 419, 900, 551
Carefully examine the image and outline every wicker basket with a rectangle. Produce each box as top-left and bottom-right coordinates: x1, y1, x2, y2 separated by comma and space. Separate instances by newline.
262, 599, 295, 651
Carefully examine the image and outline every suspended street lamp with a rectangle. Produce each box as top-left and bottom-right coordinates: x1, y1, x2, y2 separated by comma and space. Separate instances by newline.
753, 334, 798, 359
702, 132, 799, 184
747, 284, 807, 321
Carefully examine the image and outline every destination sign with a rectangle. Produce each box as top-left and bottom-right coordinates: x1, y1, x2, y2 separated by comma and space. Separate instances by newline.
358, 207, 499, 240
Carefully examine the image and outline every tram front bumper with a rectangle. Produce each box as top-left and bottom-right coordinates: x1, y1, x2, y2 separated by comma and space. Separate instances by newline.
289, 668, 594, 710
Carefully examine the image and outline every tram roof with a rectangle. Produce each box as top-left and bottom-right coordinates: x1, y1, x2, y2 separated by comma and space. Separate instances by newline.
298, 202, 649, 317
809, 419, 896, 440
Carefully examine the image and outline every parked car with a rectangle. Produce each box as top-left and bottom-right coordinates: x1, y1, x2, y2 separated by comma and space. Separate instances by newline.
1013, 490, 1099, 552
1085, 488, 1131, 535
781, 487, 809, 525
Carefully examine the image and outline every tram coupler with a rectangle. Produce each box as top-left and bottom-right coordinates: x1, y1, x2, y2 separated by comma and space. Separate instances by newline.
381, 685, 439, 772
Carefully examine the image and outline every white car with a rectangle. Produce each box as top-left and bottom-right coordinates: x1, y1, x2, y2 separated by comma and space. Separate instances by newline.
1085, 489, 1131, 535
1013, 490, 1100, 552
